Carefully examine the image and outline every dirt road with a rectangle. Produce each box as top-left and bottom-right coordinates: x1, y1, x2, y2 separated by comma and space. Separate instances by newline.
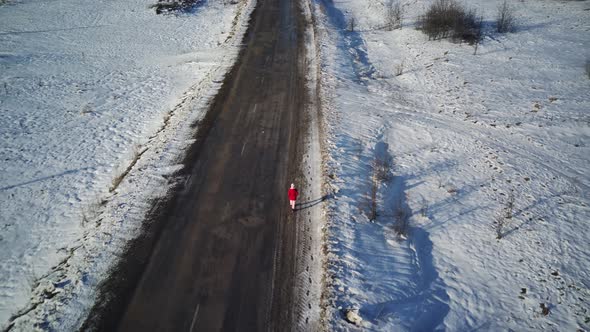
91, 0, 308, 330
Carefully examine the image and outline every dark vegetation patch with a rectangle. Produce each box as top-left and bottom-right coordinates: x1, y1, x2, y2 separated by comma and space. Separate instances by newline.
496, 0, 515, 33
418, 0, 482, 44
151, 0, 204, 14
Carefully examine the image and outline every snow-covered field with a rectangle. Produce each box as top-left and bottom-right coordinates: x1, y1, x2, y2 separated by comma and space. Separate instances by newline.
0, 0, 254, 329
2, 0, 589, 329
311, 0, 589, 330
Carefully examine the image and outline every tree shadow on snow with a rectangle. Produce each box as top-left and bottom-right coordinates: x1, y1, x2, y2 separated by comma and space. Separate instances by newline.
369, 143, 449, 330
1, 168, 91, 191
328, 140, 450, 330
0, 25, 107, 36
315, 0, 376, 84
359, 227, 450, 331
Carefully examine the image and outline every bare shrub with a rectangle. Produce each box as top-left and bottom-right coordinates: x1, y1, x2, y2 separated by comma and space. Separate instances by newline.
373, 153, 393, 183
418, 0, 481, 44
366, 177, 378, 221
151, 0, 202, 14
504, 190, 515, 219
494, 190, 515, 239
394, 60, 405, 76
437, 177, 444, 189
496, 0, 515, 33
420, 198, 429, 217
540, 303, 550, 316
452, 8, 481, 44
385, 1, 403, 30
362, 154, 393, 221
392, 206, 409, 236
493, 213, 507, 239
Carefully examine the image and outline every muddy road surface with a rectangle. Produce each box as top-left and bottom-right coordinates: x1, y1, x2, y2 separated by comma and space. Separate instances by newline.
98, 0, 309, 330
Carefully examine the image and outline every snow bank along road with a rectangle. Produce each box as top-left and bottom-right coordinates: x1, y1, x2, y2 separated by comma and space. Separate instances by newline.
84, 0, 310, 330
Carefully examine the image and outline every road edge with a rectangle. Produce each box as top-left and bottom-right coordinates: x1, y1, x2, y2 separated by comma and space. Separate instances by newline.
291, 0, 328, 330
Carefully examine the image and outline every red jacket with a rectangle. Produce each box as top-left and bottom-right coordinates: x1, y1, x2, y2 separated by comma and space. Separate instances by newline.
288, 188, 298, 200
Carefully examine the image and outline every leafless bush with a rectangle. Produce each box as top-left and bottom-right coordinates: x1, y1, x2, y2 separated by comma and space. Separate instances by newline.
496, 0, 515, 33
151, 0, 202, 14
373, 153, 393, 183
394, 60, 405, 76
494, 190, 514, 239
453, 8, 480, 44
366, 177, 378, 221
420, 198, 429, 217
437, 177, 444, 189
385, 1, 403, 30
493, 213, 507, 239
392, 206, 409, 236
362, 154, 393, 221
418, 0, 481, 44
504, 190, 515, 219
540, 303, 550, 316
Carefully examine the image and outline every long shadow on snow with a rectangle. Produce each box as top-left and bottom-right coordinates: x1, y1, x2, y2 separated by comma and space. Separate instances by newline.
0, 168, 91, 191
359, 227, 450, 331
327, 140, 450, 330
296, 194, 333, 211
315, 0, 450, 325
359, 142, 449, 330
315, 0, 376, 83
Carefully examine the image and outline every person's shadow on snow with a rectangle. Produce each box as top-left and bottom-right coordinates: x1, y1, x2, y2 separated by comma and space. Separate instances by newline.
295, 194, 332, 211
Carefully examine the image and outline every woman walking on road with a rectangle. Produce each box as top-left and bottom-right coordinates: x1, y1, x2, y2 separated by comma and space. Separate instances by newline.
288, 183, 298, 211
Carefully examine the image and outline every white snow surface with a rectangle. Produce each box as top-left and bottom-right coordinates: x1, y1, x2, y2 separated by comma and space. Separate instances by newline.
0, 0, 255, 329
311, 0, 589, 330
